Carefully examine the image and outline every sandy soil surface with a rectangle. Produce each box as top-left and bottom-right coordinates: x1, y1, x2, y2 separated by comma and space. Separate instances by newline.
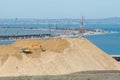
0, 38, 119, 76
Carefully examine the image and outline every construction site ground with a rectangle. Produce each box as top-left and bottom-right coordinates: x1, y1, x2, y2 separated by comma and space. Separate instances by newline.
0, 38, 119, 79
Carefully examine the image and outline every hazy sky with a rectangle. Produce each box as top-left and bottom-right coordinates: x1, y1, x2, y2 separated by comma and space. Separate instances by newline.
0, 0, 120, 19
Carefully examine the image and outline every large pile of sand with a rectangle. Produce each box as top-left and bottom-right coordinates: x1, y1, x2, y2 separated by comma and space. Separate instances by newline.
0, 38, 119, 76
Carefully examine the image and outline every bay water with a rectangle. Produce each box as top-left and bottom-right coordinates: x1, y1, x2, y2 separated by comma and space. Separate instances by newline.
0, 23, 120, 55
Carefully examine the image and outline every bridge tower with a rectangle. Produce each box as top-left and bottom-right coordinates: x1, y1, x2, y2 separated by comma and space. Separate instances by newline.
79, 16, 86, 35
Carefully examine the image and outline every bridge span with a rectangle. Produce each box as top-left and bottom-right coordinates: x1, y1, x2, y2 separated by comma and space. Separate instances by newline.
0, 34, 51, 41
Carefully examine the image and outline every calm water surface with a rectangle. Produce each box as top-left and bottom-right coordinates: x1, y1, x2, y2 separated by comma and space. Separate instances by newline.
0, 23, 120, 55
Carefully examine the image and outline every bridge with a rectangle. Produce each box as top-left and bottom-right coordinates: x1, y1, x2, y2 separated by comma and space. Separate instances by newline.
111, 55, 120, 62
0, 34, 51, 41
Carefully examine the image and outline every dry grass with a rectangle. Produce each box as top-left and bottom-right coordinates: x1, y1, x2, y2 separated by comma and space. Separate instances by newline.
0, 71, 120, 80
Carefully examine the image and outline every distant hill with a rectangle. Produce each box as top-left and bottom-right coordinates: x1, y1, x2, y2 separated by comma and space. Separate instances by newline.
0, 17, 120, 24
85, 17, 120, 23
104, 17, 120, 20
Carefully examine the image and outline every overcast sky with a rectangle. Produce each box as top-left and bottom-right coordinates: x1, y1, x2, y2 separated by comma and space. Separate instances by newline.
0, 0, 120, 19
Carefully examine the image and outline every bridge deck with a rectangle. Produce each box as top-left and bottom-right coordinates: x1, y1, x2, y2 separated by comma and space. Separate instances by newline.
0, 34, 51, 41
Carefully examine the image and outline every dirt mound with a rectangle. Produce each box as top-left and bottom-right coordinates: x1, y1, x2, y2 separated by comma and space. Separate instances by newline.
13, 38, 70, 58
0, 38, 70, 64
0, 38, 119, 76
